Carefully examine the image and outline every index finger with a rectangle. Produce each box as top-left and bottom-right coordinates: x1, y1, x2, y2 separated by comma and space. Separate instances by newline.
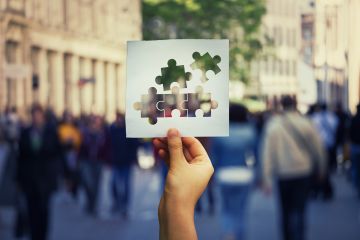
182, 137, 209, 159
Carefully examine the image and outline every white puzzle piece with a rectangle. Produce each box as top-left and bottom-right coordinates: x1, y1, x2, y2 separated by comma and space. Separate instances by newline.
126, 39, 229, 138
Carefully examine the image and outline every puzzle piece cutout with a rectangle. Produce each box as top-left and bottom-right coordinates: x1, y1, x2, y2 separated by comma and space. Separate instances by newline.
133, 87, 164, 125
155, 59, 192, 91
134, 86, 218, 124
190, 52, 221, 82
185, 86, 218, 117
156, 87, 188, 118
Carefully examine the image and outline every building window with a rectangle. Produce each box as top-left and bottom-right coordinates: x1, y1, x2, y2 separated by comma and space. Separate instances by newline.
304, 29, 312, 41
79, 57, 85, 78
278, 0, 282, 15
31, 47, 40, 74
273, 0, 277, 14
273, 27, 277, 46
64, 54, 71, 109
262, 57, 268, 73
278, 28, 283, 46
291, 29, 296, 47
285, 60, 290, 75
268, 0, 273, 13
279, 60, 283, 75
104, 62, 108, 115
47, 51, 55, 108
292, 60, 297, 76
5, 41, 17, 63
5, 41, 18, 107
287, 28, 292, 46
268, 57, 272, 75
115, 64, 120, 111
272, 57, 277, 74
91, 60, 96, 107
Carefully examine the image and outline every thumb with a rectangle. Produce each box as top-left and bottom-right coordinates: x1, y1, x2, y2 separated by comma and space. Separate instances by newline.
167, 128, 184, 167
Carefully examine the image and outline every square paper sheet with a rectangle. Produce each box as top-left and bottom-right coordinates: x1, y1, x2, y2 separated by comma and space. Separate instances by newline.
126, 39, 229, 138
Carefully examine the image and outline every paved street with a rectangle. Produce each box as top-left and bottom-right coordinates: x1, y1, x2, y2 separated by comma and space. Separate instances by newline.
1, 167, 359, 240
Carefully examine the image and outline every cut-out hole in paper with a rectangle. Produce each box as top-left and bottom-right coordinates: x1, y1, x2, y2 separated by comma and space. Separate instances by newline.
133, 87, 164, 125
134, 86, 218, 124
190, 52, 221, 82
155, 59, 192, 91
126, 40, 229, 137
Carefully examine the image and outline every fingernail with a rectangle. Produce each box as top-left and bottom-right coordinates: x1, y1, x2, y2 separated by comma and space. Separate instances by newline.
167, 128, 179, 138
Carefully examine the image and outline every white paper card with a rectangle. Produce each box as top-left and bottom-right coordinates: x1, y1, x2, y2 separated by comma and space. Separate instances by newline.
126, 39, 229, 138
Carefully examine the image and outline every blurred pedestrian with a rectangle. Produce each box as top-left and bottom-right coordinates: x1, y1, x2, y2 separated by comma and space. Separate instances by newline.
78, 115, 106, 215
311, 103, 338, 200
253, 111, 266, 185
0, 117, 8, 186
58, 111, 82, 198
45, 107, 58, 128
16, 104, 62, 240
334, 102, 350, 150
334, 103, 351, 165
195, 137, 215, 215
212, 104, 257, 240
3, 106, 20, 151
0, 114, 9, 191
0, 108, 25, 238
109, 112, 139, 218
349, 103, 360, 198
262, 96, 326, 240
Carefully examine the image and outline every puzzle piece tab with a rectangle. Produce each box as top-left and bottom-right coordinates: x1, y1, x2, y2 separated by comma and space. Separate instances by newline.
157, 87, 188, 117
190, 52, 221, 82
184, 86, 218, 117
155, 59, 192, 91
133, 87, 164, 125
134, 86, 218, 124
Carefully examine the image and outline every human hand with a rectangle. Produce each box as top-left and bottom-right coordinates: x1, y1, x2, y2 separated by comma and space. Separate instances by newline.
153, 129, 214, 240
153, 128, 214, 210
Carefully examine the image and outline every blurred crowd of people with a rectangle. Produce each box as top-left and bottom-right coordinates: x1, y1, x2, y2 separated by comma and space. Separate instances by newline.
0, 105, 140, 240
209, 98, 360, 240
0, 98, 359, 240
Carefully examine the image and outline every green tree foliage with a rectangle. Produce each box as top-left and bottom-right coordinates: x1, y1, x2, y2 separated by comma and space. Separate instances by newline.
143, 0, 267, 83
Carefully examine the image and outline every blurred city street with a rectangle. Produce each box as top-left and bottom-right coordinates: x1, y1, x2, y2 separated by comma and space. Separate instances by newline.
0, 1, 360, 240
1, 166, 359, 240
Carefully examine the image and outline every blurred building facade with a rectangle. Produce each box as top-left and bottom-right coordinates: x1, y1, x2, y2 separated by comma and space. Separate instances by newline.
313, 0, 360, 112
313, 0, 348, 106
300, 2, 315, 66
347, 0, 360, 113
248, 0, 301, 109
0, 0, 141, 119
246, 0, 359, 112
297, 0, 317, 112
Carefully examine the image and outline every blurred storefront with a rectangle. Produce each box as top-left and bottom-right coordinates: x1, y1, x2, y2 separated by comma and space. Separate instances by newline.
0, 0, 142, 119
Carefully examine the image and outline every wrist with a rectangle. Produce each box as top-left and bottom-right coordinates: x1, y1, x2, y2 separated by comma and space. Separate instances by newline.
159, 194, 195, 220
158, 195, 197, 240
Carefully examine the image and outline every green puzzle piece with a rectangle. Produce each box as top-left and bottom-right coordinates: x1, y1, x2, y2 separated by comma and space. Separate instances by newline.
155, 59, 192, 91
190, 52, 221, 82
